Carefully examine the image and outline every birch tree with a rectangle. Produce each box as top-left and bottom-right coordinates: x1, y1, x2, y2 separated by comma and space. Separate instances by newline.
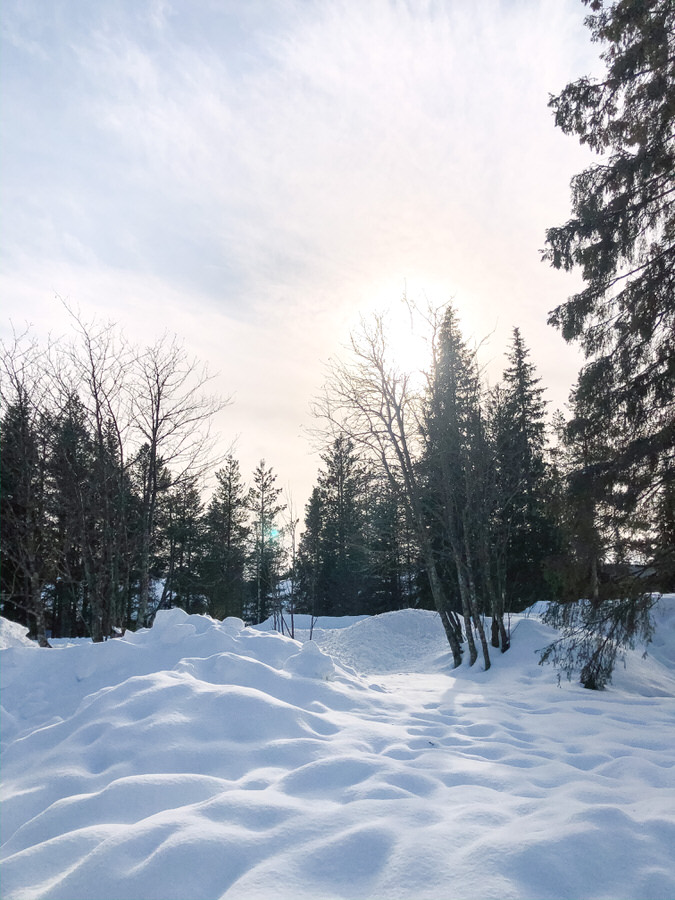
314, 313, 464, 666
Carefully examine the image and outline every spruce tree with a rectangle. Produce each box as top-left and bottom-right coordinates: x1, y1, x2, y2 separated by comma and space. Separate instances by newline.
545, 0, 674, 579
202, 455, 249, 619
247, 461, 286, 624
494, 329, 558, 614
296, 437, 370, 617
163, 477, 205, 615
424, 305, 492, 668
297, 486, 325, 619
315, 436, 369, 616
541, 0, 673, 685
0, 398, 53, 645
48, 394, 95, 637
365, 478, 421, 614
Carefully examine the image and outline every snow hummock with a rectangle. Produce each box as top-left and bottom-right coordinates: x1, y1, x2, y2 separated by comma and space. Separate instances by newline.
1, 600, 674, 900
0, 616, 38, 650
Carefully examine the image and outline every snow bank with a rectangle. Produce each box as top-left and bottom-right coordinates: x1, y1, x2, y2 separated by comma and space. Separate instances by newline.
0, 616, 37, 650
1, 600, 674, 900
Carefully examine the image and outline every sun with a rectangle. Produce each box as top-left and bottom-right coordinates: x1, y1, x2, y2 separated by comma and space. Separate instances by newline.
385, 309, 432, 376
366, 294, 434, 376
345, 277, 454, 380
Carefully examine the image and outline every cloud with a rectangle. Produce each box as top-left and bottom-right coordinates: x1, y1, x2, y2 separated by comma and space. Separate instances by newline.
1, 0, 599, 503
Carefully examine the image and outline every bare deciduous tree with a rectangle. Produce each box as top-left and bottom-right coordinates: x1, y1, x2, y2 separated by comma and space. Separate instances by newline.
59, 309, 133, 640
313, 313, 464, 667
0, 328, 53, 646
131, 334, 229, 625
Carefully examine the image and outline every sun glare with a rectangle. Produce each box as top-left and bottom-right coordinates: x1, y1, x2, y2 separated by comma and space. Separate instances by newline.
358, 284, 440, 377
386, 311, 432, 376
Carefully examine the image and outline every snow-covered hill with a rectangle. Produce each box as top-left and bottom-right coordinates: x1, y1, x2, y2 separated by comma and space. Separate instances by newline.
1, 601, 674, 900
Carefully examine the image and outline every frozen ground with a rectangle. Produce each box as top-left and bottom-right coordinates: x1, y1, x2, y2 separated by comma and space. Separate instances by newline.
1, 599, 674, 900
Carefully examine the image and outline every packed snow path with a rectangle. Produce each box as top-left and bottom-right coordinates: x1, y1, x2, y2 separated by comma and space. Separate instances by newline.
1, 605, 674, 900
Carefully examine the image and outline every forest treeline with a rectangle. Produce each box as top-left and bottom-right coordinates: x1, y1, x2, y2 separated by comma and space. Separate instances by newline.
1, 307, 671, 685
0, 312, 560, 641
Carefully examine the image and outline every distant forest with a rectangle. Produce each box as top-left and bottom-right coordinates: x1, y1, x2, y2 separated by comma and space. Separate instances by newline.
1, 312, 566, 638
1, 303, 672, 686
2, 0, 673, 689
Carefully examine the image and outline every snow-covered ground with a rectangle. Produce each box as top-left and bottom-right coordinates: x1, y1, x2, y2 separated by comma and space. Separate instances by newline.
1, 600, 674, 900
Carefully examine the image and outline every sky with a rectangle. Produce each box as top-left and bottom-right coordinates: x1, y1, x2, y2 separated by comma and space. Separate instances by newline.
0, 0, 602, 511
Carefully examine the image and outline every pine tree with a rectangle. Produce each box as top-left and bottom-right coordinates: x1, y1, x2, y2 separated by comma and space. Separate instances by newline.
131, 334, 225, 626
0, 332, 58, 645
655, 473, 675, 591
314, 309, 465, 666
365, 478, 421, 614
133, 448, 173, 623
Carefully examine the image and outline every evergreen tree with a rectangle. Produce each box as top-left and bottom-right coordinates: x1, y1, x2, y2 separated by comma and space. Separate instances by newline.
544, 0, 674, 582
0, 332, 58, 645
130, 447, 172, 625
541, 0, 673, 685
297, 486, 325, 620
298, 457, 422, 618
163, 477, 206, 615
364, 478, 421, 614
48, 394, 95, 637
1, 320, 226, 639
0, 397, 53, 645
85, 417, 130, 640
202, 455, 249, 619
131, 334, 225, 626
493, 329, 558, 614
315, 436, 370, 616
247, 461, 286, 624
424, 305, 492, 668
655, 473, 675, 591
564, 385, 615, 601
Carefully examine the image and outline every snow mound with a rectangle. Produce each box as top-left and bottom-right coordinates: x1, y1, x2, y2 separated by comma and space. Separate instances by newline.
1, 603, 674, 900
0, 617, 37, 649
649, 594, 675, 668
284, 640, 336, 680
311, 608, 453, 674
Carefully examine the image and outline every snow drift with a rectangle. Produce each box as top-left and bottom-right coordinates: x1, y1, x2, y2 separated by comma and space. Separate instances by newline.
1, 601, 674, 900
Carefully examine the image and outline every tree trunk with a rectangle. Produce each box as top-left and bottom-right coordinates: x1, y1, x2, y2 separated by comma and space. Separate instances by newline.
462, 526, 491, 671
424, 554, 463, 667
456, 564, 478, 665
491, 613, 510, 652
31, 572, 51, 647
138, 524, 151, 626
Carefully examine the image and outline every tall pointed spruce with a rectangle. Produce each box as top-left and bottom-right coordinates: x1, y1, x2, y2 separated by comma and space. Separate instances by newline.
542, 0, 673, 685
493, 328, 557, 615
202, 455, 249, 619
424, 305, 491, 669
248, 461, 286, 625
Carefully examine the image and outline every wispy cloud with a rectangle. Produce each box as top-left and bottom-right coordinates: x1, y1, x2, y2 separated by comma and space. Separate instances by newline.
1, 0, 600, 499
